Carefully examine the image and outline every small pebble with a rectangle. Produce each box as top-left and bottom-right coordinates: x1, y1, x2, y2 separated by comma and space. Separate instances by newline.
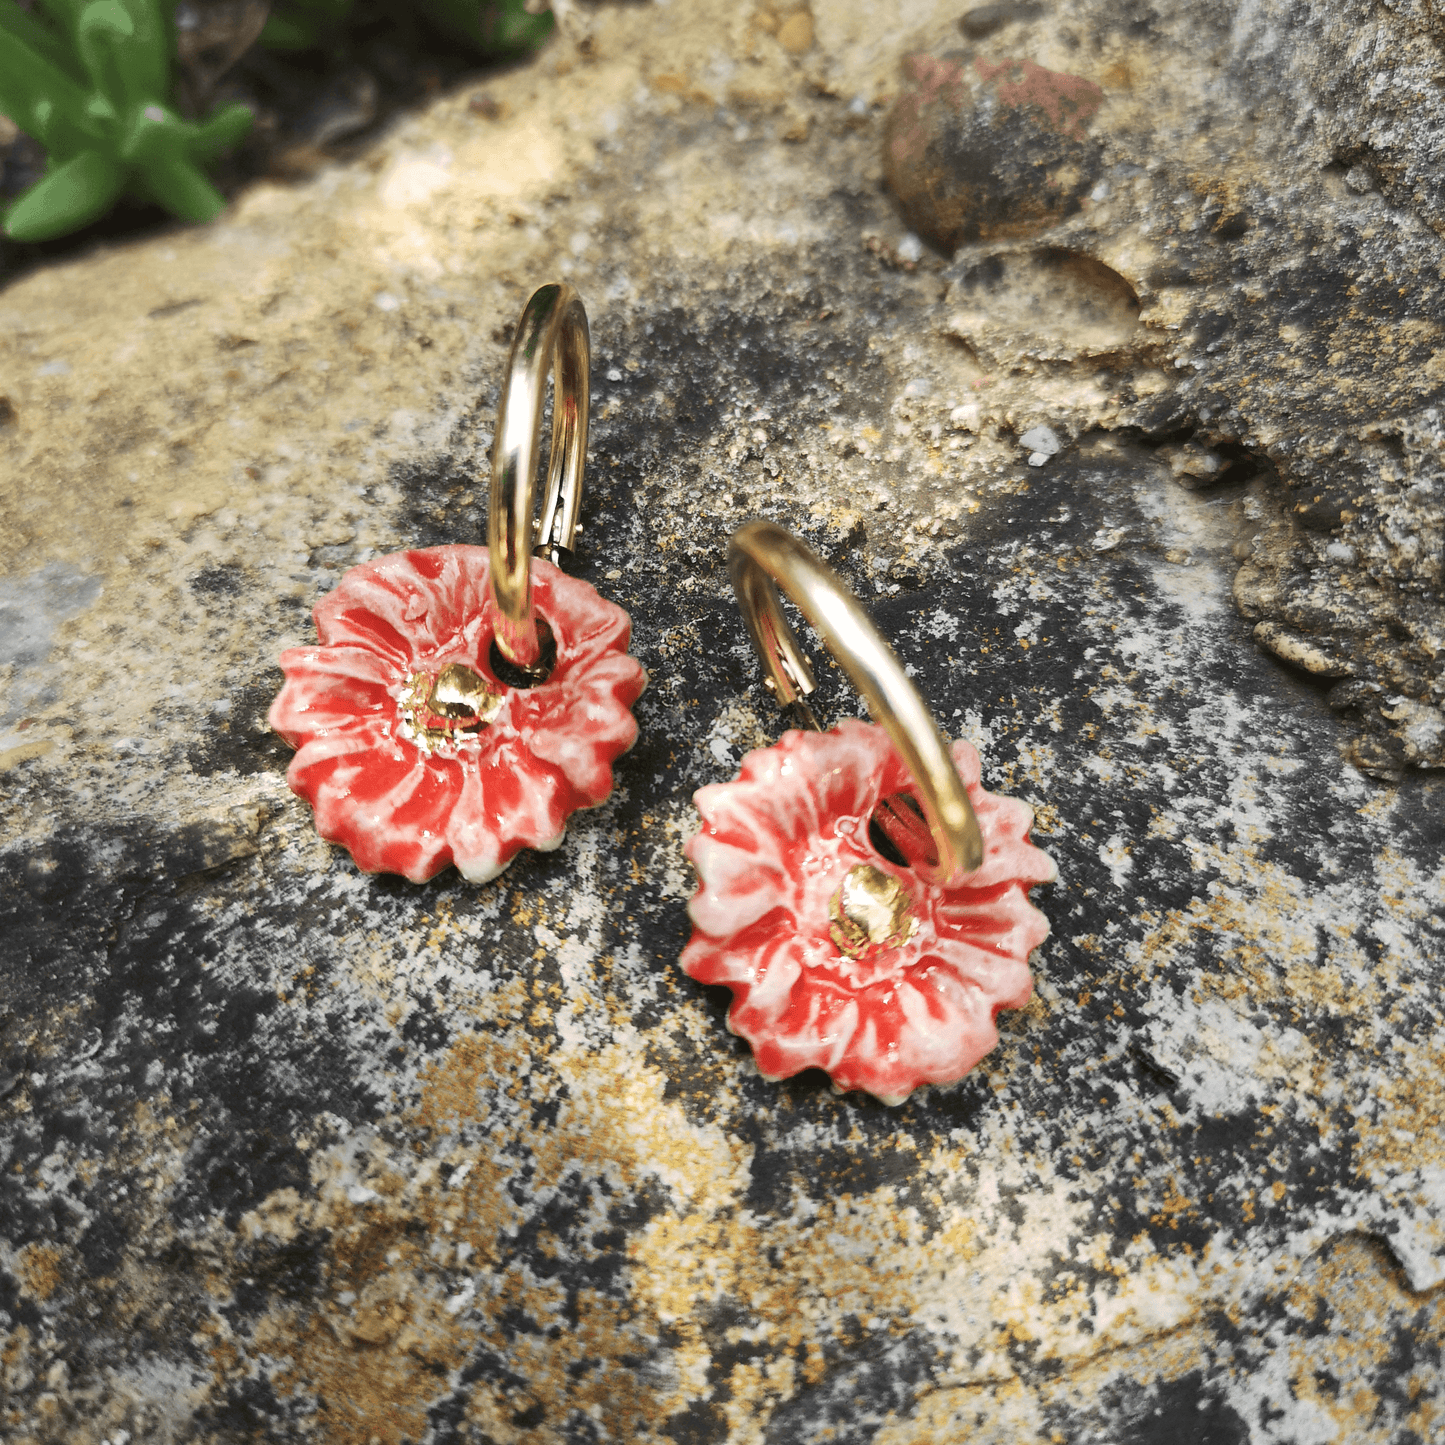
958, 1, 1041, 39
1163, 442, 1224, 486
884, 52, 1105, 251
896, 232, 925, 264
468, 92, 507, 121
1019, 425, 1061, 459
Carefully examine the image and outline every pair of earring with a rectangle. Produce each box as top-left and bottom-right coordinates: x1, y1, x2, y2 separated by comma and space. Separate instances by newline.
270, 284, 1056, 1105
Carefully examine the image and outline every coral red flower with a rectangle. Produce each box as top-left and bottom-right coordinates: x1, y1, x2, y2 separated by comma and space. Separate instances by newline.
269, 545, 645, 884
681, 720, 1056, 1104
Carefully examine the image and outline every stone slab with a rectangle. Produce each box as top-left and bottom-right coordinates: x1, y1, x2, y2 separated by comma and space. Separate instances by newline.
1, 0, 1442, 1441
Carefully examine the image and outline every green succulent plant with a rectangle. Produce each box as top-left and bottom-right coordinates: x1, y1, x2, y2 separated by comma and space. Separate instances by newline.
0, 0, 252, 242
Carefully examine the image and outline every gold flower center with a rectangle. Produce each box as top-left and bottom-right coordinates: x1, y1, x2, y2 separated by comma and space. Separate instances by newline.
828, 864, 919, 959
400, 663, 505, 749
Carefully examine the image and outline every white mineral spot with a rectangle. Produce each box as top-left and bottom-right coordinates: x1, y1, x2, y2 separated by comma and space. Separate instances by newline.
379, 154, 452, 209
36, 358, 71, 376
709, 735, 735, 765
949, 403, 981, 431
1100, 833, 1133, 889
607, 367, 623, 381
928, 609, 961, 641
897, 232, 925, 264
347, 1184, 378, 1204
1141, 998, 1270, 1117
903, 376, 932, 398
373, 292, 401, 312
1019, 426, 1061, 464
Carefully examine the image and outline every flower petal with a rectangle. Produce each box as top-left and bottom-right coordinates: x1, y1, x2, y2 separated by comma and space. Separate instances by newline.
269, 644, 398, 746
827, 954, 1025, 1102
522, 652, 646, 800
290, 730, 460, 883
685, 829, 793, 936
314, 547, 492, 663
447, 740, 571, 881
532, 560, 634, 665
743, 983, 860, 1084
934, 884, 1053, 960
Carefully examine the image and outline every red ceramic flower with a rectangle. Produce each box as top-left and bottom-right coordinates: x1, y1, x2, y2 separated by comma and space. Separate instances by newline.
269, 544, 645, 884
681, 719, 1056, 1104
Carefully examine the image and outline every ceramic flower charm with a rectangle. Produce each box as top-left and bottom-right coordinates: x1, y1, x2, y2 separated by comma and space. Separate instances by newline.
681, 719, 1056, 1105
269, 544, 645, 883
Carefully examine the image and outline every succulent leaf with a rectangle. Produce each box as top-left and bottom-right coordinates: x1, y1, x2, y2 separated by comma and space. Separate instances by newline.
0, 22, 101, 153
75, 0, 168, 110
3, 148, 125, 240
0, 0, 87, 83
32, 0, 92, 48
117, 97, 184, 162
140, 153, 224, 222
112, 0, 167, 104
188, 101, 254, 161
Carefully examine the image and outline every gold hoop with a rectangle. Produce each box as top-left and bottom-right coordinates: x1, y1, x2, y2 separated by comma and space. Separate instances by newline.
727, 522, 984, 884
488, 283, 590, 668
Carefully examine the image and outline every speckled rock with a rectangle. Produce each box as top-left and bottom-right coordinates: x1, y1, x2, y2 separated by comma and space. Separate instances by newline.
882, 6, 1445, 779
1, 0, 1444, 1442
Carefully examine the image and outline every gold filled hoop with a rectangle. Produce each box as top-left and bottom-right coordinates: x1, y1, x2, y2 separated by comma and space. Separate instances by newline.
488, 282, 591, 670
727, 521, 985, 885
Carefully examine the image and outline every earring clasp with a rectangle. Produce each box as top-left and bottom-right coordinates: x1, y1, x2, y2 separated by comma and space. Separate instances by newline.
727, 521, 985, 884
489, 281, 591, 669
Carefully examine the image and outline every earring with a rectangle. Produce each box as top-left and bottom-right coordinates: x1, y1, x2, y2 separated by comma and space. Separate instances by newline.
268, 283, 646, 884
681, 522, 1055, 1105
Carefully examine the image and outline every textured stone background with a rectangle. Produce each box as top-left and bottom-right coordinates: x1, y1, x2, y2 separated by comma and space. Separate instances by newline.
1, 0, 1443, 1441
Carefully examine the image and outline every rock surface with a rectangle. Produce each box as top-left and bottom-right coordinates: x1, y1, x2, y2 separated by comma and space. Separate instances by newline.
1, 0, 1443, 1442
